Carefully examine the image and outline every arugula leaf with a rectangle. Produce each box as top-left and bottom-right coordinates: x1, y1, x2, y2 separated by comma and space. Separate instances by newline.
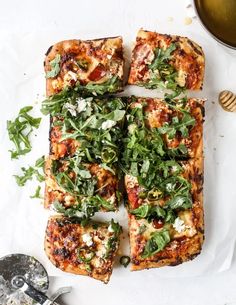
46, 54, 61, 78
14, 156, 45, 186
30, 185, 42, 199
141, 229, 170, 258
158, 112, 196, 139
82, 76, 122, 95
7, 106, 41, 159
130, 204, 176, 224
104, 219, 121, 259
166, 194, 192, 210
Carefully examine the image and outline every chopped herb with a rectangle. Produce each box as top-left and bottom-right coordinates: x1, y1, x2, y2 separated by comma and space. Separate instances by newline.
104, 219, 121, 258
30, 185, 43, 199
46, 54, 61, 78
141, 229, 170, 258
119, 256, 130, 268
14, 156, 45, 186
77, 247, 95, 263
7, 106, 41, 159
158, 112, 195, 139
76, 59, 89, 71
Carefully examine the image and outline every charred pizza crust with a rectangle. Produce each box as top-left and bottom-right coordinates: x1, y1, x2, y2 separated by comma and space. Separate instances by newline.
129, 97, 204, 158
129, 212, 204, 271
128, 29, 205, 90
45, 36, 124, 96
44, 157, 118, 210
45, 216, 121, 283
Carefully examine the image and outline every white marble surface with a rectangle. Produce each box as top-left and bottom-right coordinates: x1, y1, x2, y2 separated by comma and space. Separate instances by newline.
1, 0, 236, 304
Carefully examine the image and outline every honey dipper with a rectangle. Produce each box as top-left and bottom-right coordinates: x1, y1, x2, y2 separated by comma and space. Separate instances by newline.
219, 90, 236, 112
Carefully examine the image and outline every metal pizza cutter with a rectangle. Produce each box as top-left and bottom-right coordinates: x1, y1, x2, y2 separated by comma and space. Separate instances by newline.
0, 253, 72, 305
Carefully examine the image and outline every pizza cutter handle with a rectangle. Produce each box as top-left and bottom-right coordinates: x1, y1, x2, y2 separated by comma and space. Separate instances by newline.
12, 276, 59, 305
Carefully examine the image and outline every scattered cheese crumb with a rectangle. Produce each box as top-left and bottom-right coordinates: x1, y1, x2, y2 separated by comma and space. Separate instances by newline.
173, 217, 186, 233
101, 120, 116, 130
167, 17, 173, 22
82, 233, 93, 246
77, 98, 87, 113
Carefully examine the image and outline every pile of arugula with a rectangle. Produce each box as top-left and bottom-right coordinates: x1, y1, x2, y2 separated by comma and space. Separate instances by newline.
122, 97, 196, 258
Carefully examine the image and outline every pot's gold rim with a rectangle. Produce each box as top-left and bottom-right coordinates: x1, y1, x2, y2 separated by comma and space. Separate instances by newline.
193, 0, 236, 50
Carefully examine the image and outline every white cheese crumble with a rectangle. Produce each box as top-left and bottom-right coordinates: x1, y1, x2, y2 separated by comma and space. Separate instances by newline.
166, 183, 173, 192
67, 71, 78, 81
77, 98, 87, 113
128, 123, 137, 134
82, 233, 93, 247
101, 120, 116, 130
173, 217, 186, 233
64, 103, 77, 116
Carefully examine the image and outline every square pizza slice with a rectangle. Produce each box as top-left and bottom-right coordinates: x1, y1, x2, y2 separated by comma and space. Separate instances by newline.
44, 156, 119, 214
124, 97, 204, 159
126, 158, 204, 270
44, 36, 124, 97
128, 29, 205, 91
47, 96, 126, 161
129, 209, 203, 270
45, 216, 121, 283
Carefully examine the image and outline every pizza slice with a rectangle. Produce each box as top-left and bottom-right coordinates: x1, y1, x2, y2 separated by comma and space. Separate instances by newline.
44, 36, 124, 97
127, 158, 204, 270
45, 216, 121, 283
47, 96, 126, 161
123, 97, 204, 160
128, 29, 205, 91
129, 209, 203, 270
44, 156, 119, 214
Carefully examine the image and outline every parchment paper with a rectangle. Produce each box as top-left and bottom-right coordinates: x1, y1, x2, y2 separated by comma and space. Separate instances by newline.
1, 27, 236, 280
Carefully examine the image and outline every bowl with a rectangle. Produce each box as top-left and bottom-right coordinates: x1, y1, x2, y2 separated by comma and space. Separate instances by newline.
193, 0, 236, 50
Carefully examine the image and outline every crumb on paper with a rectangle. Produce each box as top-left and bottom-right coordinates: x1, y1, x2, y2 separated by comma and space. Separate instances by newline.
167, 17, 173, 22
184, 17, 192, 25
219, 135, 224, 138
185, 0, 191, 8
212, 101, 215, 104
214, 147, 216, 151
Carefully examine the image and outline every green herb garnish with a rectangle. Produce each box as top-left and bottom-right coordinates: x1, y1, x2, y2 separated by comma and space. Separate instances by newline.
14, 156, 45, 186
141, 229, 170, 258
7, 106, 41, 159
46, 54, 61, 78
30, 185, 43, 199
77, 247, 95, 263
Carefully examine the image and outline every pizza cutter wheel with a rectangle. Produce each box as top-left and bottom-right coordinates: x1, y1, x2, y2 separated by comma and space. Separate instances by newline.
0, 253, 71, 305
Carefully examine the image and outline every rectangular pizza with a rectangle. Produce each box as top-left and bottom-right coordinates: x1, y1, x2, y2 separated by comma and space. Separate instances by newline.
128, 29, 205, 91
44, 36, 124, 97
126, 157, 204, 270
44, 156, 119, 214
45, 216, 121, 283
123, 97, 204, 160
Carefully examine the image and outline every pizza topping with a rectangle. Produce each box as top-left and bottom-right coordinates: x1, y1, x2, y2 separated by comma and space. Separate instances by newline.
46, 54, 61, 78
173, 217, 186, 233
88, 64, 107, 81
101, 120, 116, 130
82, 233, 93, 247
119, 256, 131, 268
141, 229, 170, 258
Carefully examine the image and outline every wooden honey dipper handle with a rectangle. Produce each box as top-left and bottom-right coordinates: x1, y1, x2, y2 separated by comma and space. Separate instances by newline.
219, 90, 236, 112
